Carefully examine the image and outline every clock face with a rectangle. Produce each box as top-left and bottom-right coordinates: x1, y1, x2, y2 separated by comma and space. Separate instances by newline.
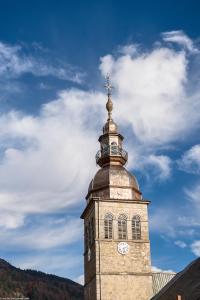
117, 242, 129, 255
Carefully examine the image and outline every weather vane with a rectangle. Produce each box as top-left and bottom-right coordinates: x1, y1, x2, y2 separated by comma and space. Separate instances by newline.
104, 73, 113, 97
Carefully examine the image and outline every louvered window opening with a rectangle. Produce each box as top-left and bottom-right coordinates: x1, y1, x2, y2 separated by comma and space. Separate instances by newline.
118, 215, 127, 240
104, 214, 113, 239
132, 215, 141, 240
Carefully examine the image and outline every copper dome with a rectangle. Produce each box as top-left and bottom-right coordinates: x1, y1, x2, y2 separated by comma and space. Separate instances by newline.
87, 165, 141, 200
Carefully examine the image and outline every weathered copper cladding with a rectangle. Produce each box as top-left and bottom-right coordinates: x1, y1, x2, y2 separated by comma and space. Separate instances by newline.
95, 150, 127, 167
86, 164, 142, 201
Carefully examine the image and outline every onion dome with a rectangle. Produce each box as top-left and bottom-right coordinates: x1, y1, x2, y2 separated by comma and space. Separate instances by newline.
87, 164, 142, 200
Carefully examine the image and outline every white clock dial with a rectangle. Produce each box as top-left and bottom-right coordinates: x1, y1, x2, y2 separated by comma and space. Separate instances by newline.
117, 242, 129, 255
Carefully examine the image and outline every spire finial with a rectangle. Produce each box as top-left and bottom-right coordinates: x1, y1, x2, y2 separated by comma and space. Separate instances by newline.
105, 73, 113, 97
104, 74, 113, 121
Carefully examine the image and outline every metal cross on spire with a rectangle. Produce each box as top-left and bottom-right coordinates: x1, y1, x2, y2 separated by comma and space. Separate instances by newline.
104, 73, 113, 97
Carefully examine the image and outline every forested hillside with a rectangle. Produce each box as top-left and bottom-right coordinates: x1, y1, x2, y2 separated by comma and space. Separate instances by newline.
0, 258, 83, 300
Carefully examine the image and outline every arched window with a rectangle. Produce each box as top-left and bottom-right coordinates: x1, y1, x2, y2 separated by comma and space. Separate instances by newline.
111, 141, 118, 155
102, 143, 109, 156
104, 213, 113, 239
132, 215, 141, 240
118, 214, 127, 239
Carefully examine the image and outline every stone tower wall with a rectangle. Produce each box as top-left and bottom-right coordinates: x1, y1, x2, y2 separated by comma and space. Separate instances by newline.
83, 199, 153, 300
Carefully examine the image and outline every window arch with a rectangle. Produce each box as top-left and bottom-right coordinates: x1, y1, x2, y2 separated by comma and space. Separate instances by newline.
102, 143, 109, 156
111, 141, 118, 155
132, 215, 141, 240
104, 213, 113, 239
118, 214, 127, 239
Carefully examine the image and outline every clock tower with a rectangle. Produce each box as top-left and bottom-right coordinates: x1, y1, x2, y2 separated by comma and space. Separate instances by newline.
81, 76, 153, 300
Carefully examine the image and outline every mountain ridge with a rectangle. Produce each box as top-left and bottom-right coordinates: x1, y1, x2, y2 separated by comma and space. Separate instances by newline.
0, 258, 84, 300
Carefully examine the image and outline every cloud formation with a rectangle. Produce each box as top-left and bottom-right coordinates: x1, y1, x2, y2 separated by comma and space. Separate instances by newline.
0, 41, 84, 83
174, 240, 187, 249
178, 144, 200, 174
100, 42, 200, 148
152, 266, 175, 273
162, 30, 199, 53
0, 216, 82, 250
12, 251, 82, 278
191, 240, 200, 256
0, 89, 104, 229
138, 154, 172, 181
0, 31, 200, 274
74, 274, 84, 285
1, 30, 200, 233
185, 183, 200, 212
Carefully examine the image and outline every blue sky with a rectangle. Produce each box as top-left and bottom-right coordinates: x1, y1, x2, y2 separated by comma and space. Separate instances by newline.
0, 0, 200, 283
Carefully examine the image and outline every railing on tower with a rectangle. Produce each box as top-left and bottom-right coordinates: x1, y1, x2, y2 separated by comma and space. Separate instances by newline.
96, 144, 128, 164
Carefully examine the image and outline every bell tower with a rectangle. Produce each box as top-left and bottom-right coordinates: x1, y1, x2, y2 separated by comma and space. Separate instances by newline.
81, 76, 153, 300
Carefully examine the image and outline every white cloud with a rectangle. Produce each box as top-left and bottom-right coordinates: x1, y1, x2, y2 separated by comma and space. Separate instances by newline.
191, 240, 200, 256
152, 266, 175, 273
178, 144, 200, 174
0, 89, 105, 229
148, 155, 171, 179
0, 217, 82, 250
0, 211, 25, 229
150, 204, 200, 239
174, 240, 187, 248
100, 40, 200, 148
150, 208, 177, 238
11, 252, 82, 278
137, 154, 172, 180
0, 86, 172, 230
117, 44, 138, 56
0, 80, 175, 233
150, 189, 200, 246
185, 183, 200, 211
1, 32, 200, 275
0, 41, 84, 83
162, 30, 198, 53
1, 31, 200, 231
74, 274, 84, 285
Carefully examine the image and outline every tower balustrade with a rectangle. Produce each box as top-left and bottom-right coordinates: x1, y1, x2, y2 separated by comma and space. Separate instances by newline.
96, 144, 128, 164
